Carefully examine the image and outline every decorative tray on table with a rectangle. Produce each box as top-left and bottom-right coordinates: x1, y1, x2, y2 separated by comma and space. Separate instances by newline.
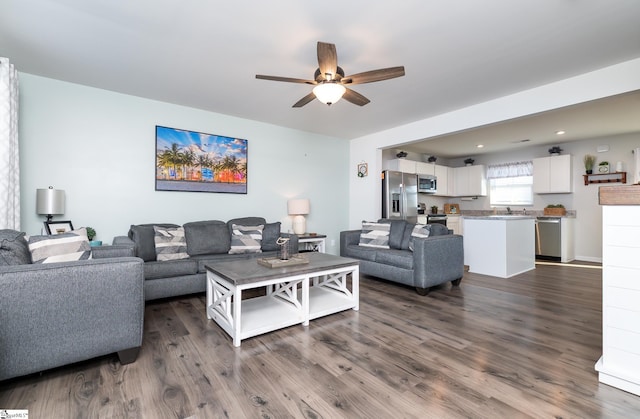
257, 255, 309, 268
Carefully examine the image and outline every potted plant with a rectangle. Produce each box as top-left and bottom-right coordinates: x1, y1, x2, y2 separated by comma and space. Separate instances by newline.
583, 154, 596, 174
396, 151, 408, 159
598, 161, 610, 173
86, 227, 102, 247
430, 205, 438, 214
548, 146, 562, 155
464, 158, 474, 166
543, 204, 566, 216
427, 155, 437, 163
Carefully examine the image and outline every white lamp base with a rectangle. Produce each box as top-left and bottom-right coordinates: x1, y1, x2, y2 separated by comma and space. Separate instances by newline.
292, 215, 306, 235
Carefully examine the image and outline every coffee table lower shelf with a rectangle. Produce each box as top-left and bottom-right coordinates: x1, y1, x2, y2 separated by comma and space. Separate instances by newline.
206, 255, 359, 347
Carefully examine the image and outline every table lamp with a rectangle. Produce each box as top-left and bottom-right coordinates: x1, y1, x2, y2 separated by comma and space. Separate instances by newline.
288, 198, 310, 235
36, 186, 65, 222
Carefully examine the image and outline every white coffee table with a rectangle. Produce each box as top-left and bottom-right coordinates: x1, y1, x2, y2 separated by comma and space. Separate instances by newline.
205, 252, 359, 346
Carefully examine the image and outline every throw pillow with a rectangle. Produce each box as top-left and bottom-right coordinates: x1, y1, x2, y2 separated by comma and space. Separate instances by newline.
359, 221, 390, 249
409, 224, 431, 251
228, 224, 264, 254
28, 228, 92, 264
0, 229, 32, 265
183, 220, 230, 255
154, 226, 189, 261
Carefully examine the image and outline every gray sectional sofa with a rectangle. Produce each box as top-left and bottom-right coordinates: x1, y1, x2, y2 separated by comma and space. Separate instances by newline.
0, 229, 144, 381
340, 219, 464, 295
113, 216, 298, 301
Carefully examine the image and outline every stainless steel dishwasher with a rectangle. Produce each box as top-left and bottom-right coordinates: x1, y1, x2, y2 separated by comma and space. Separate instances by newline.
535, 217, 561, 261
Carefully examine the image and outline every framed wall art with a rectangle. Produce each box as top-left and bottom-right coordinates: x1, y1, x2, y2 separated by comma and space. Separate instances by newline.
155, 125, 248, 194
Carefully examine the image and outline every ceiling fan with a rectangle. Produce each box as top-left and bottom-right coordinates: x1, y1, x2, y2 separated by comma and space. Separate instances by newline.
256, 41, 405, 107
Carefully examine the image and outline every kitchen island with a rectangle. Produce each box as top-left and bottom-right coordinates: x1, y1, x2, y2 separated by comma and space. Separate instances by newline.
462, 215, 535, 278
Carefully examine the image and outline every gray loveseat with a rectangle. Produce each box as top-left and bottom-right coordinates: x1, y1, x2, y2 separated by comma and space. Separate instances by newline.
0, 229, 144, 382
113, 217, 298, 301
340, 220, 463, 295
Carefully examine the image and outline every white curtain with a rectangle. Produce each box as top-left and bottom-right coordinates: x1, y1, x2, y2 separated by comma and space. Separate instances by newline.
487, 161, 533, 179
0, 57, 20, 230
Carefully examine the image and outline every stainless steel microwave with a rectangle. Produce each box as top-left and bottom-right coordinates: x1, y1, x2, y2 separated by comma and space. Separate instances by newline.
418, 174, 437, 194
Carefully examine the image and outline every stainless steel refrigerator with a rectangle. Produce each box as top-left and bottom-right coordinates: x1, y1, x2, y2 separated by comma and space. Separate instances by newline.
382, 170, 418, 223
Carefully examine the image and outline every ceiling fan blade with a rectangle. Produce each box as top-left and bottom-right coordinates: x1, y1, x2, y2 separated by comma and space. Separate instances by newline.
342, 88, 370, 106
317, 42, 338, 80
341, 66, 405, 85
256, 74, 316, 85
292, 92, 317, 108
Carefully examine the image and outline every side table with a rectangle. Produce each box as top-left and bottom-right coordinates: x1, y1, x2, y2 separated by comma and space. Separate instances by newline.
297, 234, 326, 253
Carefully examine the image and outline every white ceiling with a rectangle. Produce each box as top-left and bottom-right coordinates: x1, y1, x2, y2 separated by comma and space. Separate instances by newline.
2, 0, 640, 155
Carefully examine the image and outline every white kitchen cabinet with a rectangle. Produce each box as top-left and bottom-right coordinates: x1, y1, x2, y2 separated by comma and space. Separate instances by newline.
434, 164, 452, 196
533, 154, 572, 193
447, 215, 462, 235
595, 204, 640, 396
453, 165, 487, 196
384, 159, 416, 173
415, 161, 435, 175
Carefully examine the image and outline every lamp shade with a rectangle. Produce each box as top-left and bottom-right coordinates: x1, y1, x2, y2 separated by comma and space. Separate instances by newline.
288, 199, 310, 215
36, 187, 65, 215
312, 83, 346, 105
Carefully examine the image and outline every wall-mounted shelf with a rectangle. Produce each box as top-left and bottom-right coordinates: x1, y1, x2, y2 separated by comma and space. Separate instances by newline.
583, 172, 626, 185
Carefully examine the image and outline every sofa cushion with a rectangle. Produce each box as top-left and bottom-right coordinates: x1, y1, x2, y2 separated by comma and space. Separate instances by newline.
229, 224, 264, 254
429, 223, 450, 236
342, 244, 378, 262
409, 224, 431, 251
377, 219, 408, 250
261, 222, 282, 252
144, 259, 199, 280
28, 228, 92, 264
375, 249, 414, 270
0, 229, 32, 265
129, 223, 179, 262
183, 220, 230, 255
359, 222, 390, 249
154, 226, 189, 261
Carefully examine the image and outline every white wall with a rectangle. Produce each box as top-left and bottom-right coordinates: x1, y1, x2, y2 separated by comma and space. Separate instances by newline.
19, 74, 349, 253
349, 58, 640, 261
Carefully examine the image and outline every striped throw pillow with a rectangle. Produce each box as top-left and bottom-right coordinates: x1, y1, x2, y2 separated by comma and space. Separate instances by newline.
359, 222, 390, 249
154, 226, 189, 261
409, 224, 431, 251
228, 224, 264, 254
28, 228, 92, 264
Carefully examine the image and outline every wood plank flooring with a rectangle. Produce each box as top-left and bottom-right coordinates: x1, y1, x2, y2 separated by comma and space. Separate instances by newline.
3, 263, 640, 418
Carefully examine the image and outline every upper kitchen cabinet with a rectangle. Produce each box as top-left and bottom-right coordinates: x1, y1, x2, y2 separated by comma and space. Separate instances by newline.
454, 165, 487, 196
533, 155, 572, 194
384, 158, 417, 173
415, 161, 435, 175
434, 164, 453, 196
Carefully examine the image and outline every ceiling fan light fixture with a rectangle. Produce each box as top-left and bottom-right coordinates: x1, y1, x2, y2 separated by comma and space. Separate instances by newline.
313, 82, 346, 105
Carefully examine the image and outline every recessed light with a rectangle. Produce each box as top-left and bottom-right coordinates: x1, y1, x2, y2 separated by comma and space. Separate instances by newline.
476, 144, 484, 148
556, 130, 566, 135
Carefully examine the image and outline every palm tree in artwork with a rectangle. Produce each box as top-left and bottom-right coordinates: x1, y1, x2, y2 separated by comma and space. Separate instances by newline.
158, 143, 183, 179
181, 148, 196, 180
196, 154, 213, 181
220, 155, 241, 183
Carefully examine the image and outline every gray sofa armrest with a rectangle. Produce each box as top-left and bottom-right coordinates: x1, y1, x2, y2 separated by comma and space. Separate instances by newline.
340, 230, 361, 256
412, 234, 464, 289
113, 235, 135, 246
92, 244, 135, 258
0, 257, 145, 381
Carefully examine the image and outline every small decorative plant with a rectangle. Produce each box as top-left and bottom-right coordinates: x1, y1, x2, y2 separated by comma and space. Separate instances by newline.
583, 154, 596, 174
545, 204, 565, 209
548, 146, 562, 154
599, 161, 609, 166
427, 155, 437, 163
396, 151, 408, 158
430, 205, 438, 214
544, 204, 566, 216
86, 227, 96, 241
464, 158, 474, 165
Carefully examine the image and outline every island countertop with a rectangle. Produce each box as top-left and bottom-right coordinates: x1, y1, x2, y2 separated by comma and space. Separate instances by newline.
599, 184, 640, 205
461, 215, 535, 220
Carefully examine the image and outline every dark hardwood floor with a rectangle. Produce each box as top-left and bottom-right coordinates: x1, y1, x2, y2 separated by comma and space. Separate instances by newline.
2, 263, 640, 418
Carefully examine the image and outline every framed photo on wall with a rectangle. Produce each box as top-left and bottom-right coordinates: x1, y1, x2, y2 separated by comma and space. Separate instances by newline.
155, 125, 248, 194
45, 220, 74, 235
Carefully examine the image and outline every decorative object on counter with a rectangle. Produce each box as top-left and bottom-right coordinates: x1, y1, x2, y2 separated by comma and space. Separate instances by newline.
427, 155, 437, 163
464, 158, 474, 166
548, 146, 563, 155
444, 203, 460, 214
357, 162, 368, 177
544, 204, 566, 216
396, 151, 408, 158
598, 161, 610, 173
430, 205, 438, 214
616, 161, 623, 172
86, 227, 102, 247
583, 154, 596, 174
288, 198, 310, 235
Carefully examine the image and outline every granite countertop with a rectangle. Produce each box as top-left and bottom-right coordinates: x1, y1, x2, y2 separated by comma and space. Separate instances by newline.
462, 215, 535, 220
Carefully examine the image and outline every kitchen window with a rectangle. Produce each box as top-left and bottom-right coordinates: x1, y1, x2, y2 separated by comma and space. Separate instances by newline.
487, 161, 533, 206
